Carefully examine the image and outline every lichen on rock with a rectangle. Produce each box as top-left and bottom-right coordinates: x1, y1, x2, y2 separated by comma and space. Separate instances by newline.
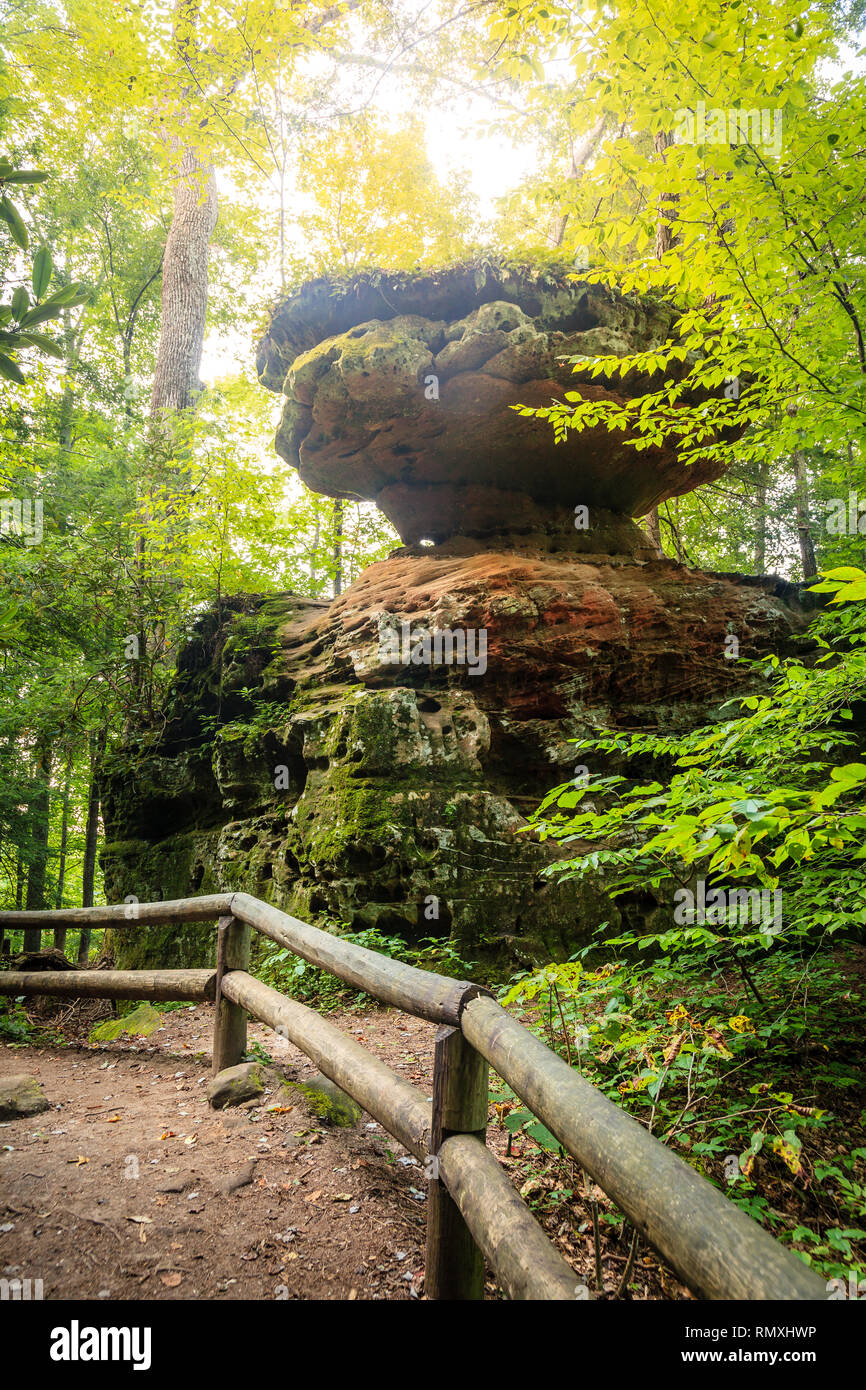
101, 549, 812, 970
259, 259, 731, 545
0, 1073, 50, 1119
98, 260, 814, 974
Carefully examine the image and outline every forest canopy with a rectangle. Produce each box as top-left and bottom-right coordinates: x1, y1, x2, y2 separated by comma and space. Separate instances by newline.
0, 0, 863, 932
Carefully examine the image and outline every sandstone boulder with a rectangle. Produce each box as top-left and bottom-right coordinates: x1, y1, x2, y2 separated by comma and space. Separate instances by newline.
207, 1061, 268, 1109
258, 261, 732, 544
0, 1073, 50, 1120
100, 547, 812, 969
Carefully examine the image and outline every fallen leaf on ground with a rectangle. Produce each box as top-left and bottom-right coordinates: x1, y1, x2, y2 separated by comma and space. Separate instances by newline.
160, 1272, 182, 1287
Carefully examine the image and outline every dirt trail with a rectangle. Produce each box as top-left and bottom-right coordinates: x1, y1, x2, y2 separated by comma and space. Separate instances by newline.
0, 1003, 442, 1301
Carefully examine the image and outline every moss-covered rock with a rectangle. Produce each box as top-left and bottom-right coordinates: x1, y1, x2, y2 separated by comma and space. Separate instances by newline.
100, 548, 813, 972
259, 259, 730, 545
0, 1073, 50, 1119
207, 1061, 268, 1109
277, 1073, 363, 1127
89, 1002, 163, 1044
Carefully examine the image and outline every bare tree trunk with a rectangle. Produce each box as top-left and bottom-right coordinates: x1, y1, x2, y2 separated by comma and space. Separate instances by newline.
792, 449, 818, 580
309, 511, 321, 590
785, 403, 818, 581
654, 131, 679, 259
547, 118, 606, 250
644, 505, 663, 556
753, 461, 769, 574
24, 738, 53, 951
332, 498, 344, 597
150, 142, 218, 418
78, 733, 104, 966
53, 750, 74, 952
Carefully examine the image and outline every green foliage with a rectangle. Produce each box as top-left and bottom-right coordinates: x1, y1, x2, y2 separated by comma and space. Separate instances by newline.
0, 159, 88, 382
534, 572, 866, 962
0, 995, 31, 1043
258, 923, 475, 1011
245, 1038, 274, 1066
500, 939, 866, 1279
516, 578, 866, 1277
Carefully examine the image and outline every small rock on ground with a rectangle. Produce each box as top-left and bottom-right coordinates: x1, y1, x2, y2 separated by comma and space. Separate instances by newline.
0, 1073, 50, 1120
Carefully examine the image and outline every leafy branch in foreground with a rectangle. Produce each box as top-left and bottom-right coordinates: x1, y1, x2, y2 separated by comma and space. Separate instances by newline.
502, 570, 866, 1282
533, 568, 866, 957
0, 158, 88, 384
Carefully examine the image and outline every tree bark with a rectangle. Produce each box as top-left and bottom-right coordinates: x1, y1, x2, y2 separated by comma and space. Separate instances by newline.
753, 460, 769, 574
149, 141, 218, 418
24, 739, 53, 951
547, 118, 606, 251
644, 505, 663, 555
332, 498, 344, 597
53, 750, 74, 952
792, 449, 818, 580
78, 733, 104, 966
654, 130, 679, 259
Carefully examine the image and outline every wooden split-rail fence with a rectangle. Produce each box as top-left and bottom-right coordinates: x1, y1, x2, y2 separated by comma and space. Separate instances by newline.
0, 892, 825, 1301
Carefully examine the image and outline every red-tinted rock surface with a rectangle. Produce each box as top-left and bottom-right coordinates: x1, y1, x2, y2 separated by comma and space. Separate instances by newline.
99, 263, 800, 968
102, 545, 812, 967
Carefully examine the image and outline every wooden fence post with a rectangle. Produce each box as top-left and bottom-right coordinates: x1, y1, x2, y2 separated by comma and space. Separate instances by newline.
425, 1024, 489, 1299
212, 914, 251, 1075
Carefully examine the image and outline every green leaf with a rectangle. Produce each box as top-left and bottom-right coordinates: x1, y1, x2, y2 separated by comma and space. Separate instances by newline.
0, 196, 28, 250
1, 170, 49, 185
17, 302, 63, 329
0, 352, 25, 384
526, 1121, 562, 1152
15, 284, 87, 329
39, 282, 89, 310
15, 331, 63, 358
32, 245, 52, 299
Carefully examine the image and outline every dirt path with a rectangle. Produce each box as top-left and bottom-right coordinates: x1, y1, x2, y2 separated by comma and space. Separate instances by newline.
0, 1003, 442, 1301
2, 999, 688, 1300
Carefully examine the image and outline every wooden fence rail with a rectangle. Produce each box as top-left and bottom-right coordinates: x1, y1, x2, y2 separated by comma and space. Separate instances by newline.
0, 893, 827, 1302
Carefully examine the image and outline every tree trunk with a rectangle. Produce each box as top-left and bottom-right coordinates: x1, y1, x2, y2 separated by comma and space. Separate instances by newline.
53, 750, 74, 952
654, 130, 679, 259
546, 118, 606, 250
753, 461, 769, 574
24, 739, 53, 951
644, 505, 663, 555
332, 498, 344, 597
150, 143, 218, 418
792, 449, 818, 580
78, 734, 104, 966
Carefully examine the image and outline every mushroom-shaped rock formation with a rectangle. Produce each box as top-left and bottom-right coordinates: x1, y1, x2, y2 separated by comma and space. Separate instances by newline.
257, 261, 728, 548
98, 263, 811, 973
